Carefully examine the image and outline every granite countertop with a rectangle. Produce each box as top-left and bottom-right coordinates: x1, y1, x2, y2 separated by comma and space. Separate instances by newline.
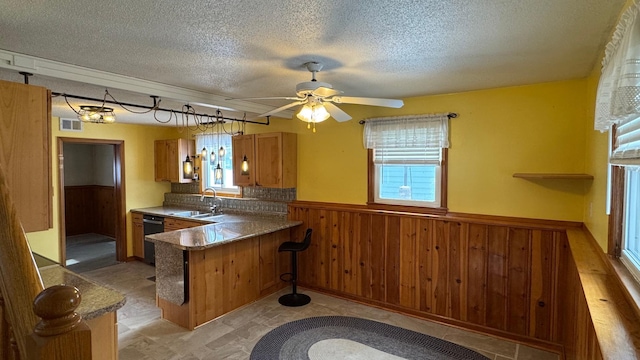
136, 206, 302, 250
39, 265, 126, 321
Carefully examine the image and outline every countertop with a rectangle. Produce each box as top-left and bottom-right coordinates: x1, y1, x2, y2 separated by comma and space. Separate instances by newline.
135, 206, 302, 250
39, 265, 126, 321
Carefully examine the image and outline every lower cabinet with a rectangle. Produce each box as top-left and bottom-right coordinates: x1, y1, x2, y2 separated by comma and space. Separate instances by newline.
164, 218, 203, 232
157, 229, 291, 330
132, 212, 144, 259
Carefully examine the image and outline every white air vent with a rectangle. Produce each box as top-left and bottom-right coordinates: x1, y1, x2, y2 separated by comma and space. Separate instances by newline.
60, 118, 83, 132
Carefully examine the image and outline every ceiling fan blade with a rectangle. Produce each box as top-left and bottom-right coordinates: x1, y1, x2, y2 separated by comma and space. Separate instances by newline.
258, 101, 305, 117
226, 96, 303, 101
331, 96, 404, 108
323, 102, 352, 122
312, 86, 342, 98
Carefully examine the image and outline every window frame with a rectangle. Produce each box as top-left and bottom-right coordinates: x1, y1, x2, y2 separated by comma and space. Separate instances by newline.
367, 148, 448, 215
198, 133, 240, 196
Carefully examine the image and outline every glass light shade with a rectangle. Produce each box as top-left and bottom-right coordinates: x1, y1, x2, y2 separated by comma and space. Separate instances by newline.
241, 155, 249, 175
183, 156, 193, 179
296, 104, 330, 123
214, 163, 223, 181
78, 106, 116, 124
218, 146, 226, 158
201, 147, 207, 161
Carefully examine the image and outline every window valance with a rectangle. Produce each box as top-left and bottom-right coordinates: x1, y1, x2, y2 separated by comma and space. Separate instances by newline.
363, 113, 450, 149
595, 2, 640, 132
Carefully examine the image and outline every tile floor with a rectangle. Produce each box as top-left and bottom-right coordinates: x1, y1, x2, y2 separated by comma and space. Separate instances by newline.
80, 261, 560, 360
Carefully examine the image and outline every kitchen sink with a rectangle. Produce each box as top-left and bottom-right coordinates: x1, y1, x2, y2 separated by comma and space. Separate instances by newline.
170, 210, 203, 217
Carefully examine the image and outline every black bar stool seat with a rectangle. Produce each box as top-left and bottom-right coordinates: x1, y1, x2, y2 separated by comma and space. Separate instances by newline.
278, 228, 312, 307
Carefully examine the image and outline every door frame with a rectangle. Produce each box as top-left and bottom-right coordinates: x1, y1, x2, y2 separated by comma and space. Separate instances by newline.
57, 137, 127, 264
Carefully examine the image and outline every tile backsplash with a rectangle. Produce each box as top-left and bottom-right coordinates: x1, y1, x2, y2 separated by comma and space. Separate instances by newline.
165, 183, 295, 216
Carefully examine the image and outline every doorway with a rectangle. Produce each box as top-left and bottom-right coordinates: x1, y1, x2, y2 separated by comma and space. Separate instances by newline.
57, 138, 126, 271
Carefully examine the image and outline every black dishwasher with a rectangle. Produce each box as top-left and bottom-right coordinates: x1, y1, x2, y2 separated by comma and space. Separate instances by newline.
143, 215, 164, 265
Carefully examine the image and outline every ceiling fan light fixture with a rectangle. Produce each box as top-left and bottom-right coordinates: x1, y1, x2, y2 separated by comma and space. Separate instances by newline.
78, 105, 116, 124
296, 103, 330, 124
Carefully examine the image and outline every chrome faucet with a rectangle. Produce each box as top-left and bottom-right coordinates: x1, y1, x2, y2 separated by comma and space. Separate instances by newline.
201, 187, 219, 214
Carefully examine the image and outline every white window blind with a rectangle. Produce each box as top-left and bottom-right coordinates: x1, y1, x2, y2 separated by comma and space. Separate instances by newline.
374, 148, 441, 165
363, 114, 450, 149
612, 116, 640, 165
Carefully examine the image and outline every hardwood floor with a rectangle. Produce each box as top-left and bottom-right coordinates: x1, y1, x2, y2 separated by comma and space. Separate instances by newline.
80, 261, 560, 360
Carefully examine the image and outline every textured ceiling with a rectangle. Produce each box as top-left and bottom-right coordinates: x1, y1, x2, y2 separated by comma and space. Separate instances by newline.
0, 0, 626, 125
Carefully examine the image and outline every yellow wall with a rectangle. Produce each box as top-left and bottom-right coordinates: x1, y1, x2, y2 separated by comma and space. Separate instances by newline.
249, 79, 590, 221
26, 118, 178, 261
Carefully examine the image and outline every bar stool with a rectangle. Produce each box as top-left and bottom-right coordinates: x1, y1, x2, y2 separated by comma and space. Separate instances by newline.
278, 228, 312, 307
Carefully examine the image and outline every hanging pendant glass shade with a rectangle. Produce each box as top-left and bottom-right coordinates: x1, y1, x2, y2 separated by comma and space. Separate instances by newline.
241, 155, 249, 175
183, 156, 193, 179
201, 147, 207, 161
218, 146, 226, 159
215, 163, 223, 182
297, 103, 330, 124
78, 105, 116, 124
209, 152, 216, 165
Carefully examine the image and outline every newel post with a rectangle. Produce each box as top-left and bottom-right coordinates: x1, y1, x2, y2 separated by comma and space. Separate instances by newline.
26, 285, 91, 360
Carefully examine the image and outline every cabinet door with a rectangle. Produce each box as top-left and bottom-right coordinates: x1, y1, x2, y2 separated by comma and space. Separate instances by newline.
254, 133, 297, 188
154, 140, 169, 181
132, 213, 144, 258
0, 80, 51, 232
255, 133, 282, 187
166, 139, 180, 182
164, 218, 202, 231
232, 134, 255, 186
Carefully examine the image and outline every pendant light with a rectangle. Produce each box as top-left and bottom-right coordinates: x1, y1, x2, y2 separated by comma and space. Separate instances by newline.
218, 146, 226, 159
241, 155, 250, 175
201, 147, 207, 161
214, 163, 223, 182
78, 105, 116, 124
183, 156, 193, 179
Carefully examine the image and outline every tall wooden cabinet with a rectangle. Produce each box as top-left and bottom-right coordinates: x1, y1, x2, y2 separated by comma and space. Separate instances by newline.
154, 138, 194, 183
0, 80, 52, 232
131, 212, 144, 259
232, 132, 296, 188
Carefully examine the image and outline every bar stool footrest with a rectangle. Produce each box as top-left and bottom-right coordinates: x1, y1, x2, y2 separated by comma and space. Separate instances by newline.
279, 272, 293, 282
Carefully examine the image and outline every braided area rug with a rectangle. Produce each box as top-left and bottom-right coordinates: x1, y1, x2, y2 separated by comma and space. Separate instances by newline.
250, 316, 490, 360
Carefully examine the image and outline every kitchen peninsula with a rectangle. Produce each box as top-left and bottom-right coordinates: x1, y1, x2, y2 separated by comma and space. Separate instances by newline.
138, 208, 302, 330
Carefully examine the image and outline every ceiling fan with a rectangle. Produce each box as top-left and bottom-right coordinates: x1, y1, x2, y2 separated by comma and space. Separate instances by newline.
249, 62, 404, 125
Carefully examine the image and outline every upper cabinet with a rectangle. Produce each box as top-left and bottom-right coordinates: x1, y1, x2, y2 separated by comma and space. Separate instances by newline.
154, 138, 194, 183
232, 134, 256, 187
0, 80, 52, 232
232, 132, 297, 188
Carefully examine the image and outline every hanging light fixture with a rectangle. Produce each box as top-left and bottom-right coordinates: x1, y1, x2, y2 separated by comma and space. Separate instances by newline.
183, 156, 193, 179
218, 146, 226, 159
297, 101, 330, 133
201, 147, 207, 161
78, 106, 116, 124
214, 163, 223, 182
241, 155, 250, 175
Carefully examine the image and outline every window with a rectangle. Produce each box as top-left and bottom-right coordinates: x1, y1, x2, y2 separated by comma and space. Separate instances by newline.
364, 114, 449, 209
196, 133, 239, 194
621, 170, 640, 283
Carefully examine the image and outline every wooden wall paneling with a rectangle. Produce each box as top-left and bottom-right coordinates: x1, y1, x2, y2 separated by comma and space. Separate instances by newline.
432, 220, 449, 316
95, 186, 116, 237
358, 213, 371, 298
486, 226, 509, 331
342, 211, 360, 296
259, 232, 278, 294
385, 216, 401, 306
330, 211, 344, 293
551, 232, 567, 343
528, 230, 555, 341
302, 208, 321, 287
369, 214, 386, 302
418, 218, 434, 313
506, 228, 531, 336
466, 223, 488, 326
399, 217, 417, 309
317, 209, 331, 289
448, 221, 467, 321
190, 249, 207, 328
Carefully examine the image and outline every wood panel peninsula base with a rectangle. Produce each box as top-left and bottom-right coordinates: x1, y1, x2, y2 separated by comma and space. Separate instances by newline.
147, 220, 300, 330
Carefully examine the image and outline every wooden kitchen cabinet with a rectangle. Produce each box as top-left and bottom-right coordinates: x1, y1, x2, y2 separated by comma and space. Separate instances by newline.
232, 132, 296, 188
132, 212, 144, 259
154, 138, 194, 183
0, 80, 52, 232
232, 134, 255, 186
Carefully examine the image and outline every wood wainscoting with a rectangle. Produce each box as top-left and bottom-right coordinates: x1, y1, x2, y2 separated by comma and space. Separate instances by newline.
288, 201, 584, 353
64, 185, 116, 237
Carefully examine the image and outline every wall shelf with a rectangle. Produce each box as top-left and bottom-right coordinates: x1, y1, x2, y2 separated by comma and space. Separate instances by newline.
513, 173, 594, 180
